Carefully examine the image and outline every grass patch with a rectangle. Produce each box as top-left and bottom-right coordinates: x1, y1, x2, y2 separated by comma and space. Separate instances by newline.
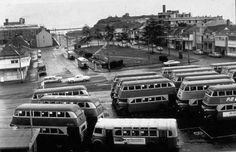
76, 45, 168, 67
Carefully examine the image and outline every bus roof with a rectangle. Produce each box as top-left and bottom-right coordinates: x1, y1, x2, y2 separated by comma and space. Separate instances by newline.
34, 85, 87, 94
122, 78, 171, 85
161, 65, 200, 71
171, 67, 213, 73
113, 72, 157, 80
77, 57, 88, 61
175, 71, 218, 77
117, 75, 163, 82
210, 62, 236, 66
15, 103, 82, 112
184, 74, 230, 81
95, 118, 177, 130
208, 84, 236, 91
38, 95, 99, 103
181, 79, 234, 86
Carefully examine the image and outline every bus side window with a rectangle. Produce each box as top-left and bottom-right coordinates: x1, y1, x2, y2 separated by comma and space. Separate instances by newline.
149, 130, 157, 136
136, 98, 142, 103
141, 85, 147, 89
154, 84, 160, 88
65, 112, 70, 117
34, 111, 41, 117
156, 96, 162, 101
185, 87, 190, 91
79, 90, 84, 95
78, 103, 84, 107
149, 97, 155, 102
203, 85, 208, 90
123, 130, 131, 136
123, 86, 128, 91
198, 86, 203, 90
59, 92, 65, 95
52, 92, 58, 95
42, 112, 48, 117
220, 106, 226, 111
234, 90, 236, 95
129, 86, 135, 90
51, 128, 58, 134
41, 128, 50, 133
26, 111, 30, 117
140, 129, 148, 136
57, 112, 65, 117
219, 91, 225, 96
135, 85, 141, 90
132, 130, 139, 136
226, 91, 233, 96
18, 111, 25, 116
226, 105, 233, 110
114, 129, 122, 136
213, 91, 218, 96
143, 98, 148, 102
168, 130, 173, 137
49, 112, 56, 117
33, 94, 37, 99
66, 92, 72, 95
190, 86, 196, 91
130, 99, 135, 103
73, 91, 79, 95
161, 83, 167, 88
167, 83, 172, 87
149, 84, 154, 89
85, 103, 90, 107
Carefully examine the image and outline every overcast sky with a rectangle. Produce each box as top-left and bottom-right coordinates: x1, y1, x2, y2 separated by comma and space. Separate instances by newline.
0, 0, 234, 29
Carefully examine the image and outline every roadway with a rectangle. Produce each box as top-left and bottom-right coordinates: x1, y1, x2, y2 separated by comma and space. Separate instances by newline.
1, 38, 236, 151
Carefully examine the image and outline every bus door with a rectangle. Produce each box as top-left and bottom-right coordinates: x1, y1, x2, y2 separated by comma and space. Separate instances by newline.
159, 130, 168, 146
106, 129, 114, 148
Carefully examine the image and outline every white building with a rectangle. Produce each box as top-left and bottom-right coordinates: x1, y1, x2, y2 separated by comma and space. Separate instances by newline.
36, 28, 53, 48
0, 45, 31, 82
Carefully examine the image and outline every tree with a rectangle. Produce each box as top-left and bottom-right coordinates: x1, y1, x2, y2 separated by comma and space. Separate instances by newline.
104, 24, 115, 45
143, 18, 165, 53
82, 25, 91, 46
94, 28, 103, 46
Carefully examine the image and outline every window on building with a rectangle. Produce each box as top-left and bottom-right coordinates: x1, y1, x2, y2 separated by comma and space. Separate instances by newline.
11, 59, 18, 64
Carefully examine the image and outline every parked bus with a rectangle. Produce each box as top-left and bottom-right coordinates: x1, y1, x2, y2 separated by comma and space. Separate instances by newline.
32, 95, 104, 140
10, 103, 87, 144
92, 118, 178, 152
202, 84, 236, 120
161, 65, 201, 78
170, 67, 214, 79
172, 71, 219, 89
176, 79, 235, 112
183, 74, 232, 82
113, 78, 176, 114
32, 85, 89, 101
111, 74, 163, 99
111, 72, 157, 93
77, 57, 89, 69
210, 62, 236, 73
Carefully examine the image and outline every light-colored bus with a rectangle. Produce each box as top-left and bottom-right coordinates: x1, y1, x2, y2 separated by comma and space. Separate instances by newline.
202, 84, 236, 120
113, 78, 176, 114
10, 103, 87, 143
177, 79, 235, 112
210, 62, 236, 73
111, 75, 163, 99
170, 67, 214, 79
111, 72, 157, 92
92, 118, 178, 152
161, 65, 201, 78
32, 85, 89, 101
183, 74, 232, 82
77, 57, 89, 69
172, 71, 219, 89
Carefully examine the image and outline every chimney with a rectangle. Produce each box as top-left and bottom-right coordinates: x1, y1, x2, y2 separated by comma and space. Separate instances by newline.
227, 19, 230, 26
163, 5, 166, 13
19, 18, 25, 24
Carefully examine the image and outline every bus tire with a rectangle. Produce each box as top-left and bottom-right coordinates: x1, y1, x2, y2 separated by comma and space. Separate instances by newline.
92, 141, 106, 152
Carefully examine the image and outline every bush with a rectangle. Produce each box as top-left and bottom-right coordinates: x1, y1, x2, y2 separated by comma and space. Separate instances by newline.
84, 53, 93, 59
105, 60, 123, 69
159, 55, 168, 62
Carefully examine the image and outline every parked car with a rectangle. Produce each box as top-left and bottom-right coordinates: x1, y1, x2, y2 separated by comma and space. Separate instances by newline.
163, 60, 180, 67
66, 74, 91, 83
43, 75, 62, 82
193, 49, 204, 55
208, 52, 222, 58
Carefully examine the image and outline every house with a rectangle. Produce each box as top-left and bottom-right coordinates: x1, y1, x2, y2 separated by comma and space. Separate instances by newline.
0, 44, 31, 82
36, 27, 53, 47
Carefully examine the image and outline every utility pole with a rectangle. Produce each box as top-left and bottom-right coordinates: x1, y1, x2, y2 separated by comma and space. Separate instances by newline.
14, 47, 23, 83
